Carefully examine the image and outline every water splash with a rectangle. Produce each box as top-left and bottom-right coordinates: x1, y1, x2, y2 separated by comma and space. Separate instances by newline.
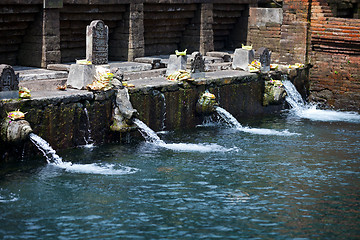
215, 107, 298, 136
29, 133, 137, 175
282, 80, 360, 123
282, 80, 305, 110
134, 118, 235, 152
54, 162, 139, 175
29, 133, 63, 165
0, 189, 19, 203
133, 118, 164, 144
83, 108, 94, 148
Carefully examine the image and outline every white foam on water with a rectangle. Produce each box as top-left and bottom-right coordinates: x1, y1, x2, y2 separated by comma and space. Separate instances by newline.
283, 80, 360, 123
215, 107, 299, 136
52, 162, 139, 175
0, 191, 19, 203
292, 106, 360, 122
30, 133, 137, 175
134, 118, 236, 152
79, 143, 95, 149
157, 142, 238, 153
239, 127, 300, 136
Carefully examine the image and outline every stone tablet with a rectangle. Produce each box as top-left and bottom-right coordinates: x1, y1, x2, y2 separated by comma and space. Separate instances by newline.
0, 65, 18, 91
258, 47, 271, 72
0, 65, 19, 100
86, 20, 109, 65
190, 52, 206, 79
232, 48, 255, 71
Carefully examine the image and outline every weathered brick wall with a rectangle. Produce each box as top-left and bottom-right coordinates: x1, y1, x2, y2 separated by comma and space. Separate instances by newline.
279, 0, 311, 64
0, 0, 255, 66
247, 7, 282, 63
309, 0, 360, 111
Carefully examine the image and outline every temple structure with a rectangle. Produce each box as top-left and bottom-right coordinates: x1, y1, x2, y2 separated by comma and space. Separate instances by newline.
0, 0, 359, 110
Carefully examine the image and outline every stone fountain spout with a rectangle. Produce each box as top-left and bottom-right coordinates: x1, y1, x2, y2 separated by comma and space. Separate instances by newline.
110, 68, 138, 132
196, 91, 219, 115
1, 119, 33, 143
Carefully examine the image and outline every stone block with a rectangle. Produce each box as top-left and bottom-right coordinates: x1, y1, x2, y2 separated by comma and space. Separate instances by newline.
67, 64, 95, 90
0, 91, 19, 100
166, 54, 187, 76
232, 48, 255, 71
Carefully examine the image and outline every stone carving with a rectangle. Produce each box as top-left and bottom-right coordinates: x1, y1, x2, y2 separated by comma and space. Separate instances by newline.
258, 47, 271, 72
86, 20, 109, 65
110, 88, 138, 132
0, 65, 19, 91
190, 52, 205, 73
263, 79, 286, 106
196, 91, 218, 115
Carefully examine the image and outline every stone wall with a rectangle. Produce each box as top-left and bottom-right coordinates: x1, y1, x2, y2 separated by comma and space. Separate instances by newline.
247, 7, 282, 63
60, 4, 127, 62
279, 0, 311, 64
1, 70, 305, 162
0, 3, 42, 66
309, 0, 360, 111
245, 1, 360, 111
0, 0, 255, 66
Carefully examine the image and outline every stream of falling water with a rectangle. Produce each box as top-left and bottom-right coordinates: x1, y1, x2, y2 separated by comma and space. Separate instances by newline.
159, 92, 167, 131
215, 107, 298, 136
133, 118, 237, 152
83, 108, 94, 148
29, 133, 137, 175
282, 80, 360, 122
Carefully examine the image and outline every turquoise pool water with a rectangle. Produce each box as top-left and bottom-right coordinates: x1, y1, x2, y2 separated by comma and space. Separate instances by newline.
1, 108, 359, 239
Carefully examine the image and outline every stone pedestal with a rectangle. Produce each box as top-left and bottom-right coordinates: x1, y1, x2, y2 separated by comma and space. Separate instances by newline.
232, 48, 255, 71
67, 64, 95, 90
166, 55, 187, 76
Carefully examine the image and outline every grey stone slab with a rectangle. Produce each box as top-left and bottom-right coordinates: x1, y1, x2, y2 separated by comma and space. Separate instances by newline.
232, 48, 255, 71
47, 64, 70, 72
15, 67, 68, 82
166, 54, 187, 76
0, 91, 18, 100
127, 77, 179, 94
67, 64, 95, 90
109, 62, 152, 72
123, 69, 166, 81
206, 62, 232, 72
19, 78, 67, 91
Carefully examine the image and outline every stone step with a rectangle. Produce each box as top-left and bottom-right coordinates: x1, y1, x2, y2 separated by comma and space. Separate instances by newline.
123, 69, 166, 81
206, 62, 232, 72
19, 78, 67, 91
14, 66, 68, 81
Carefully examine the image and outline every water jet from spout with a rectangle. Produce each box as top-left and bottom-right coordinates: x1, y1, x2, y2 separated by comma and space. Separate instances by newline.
282, 80, 360, 122
215, 107, 298, 136
133, 118, 235, 152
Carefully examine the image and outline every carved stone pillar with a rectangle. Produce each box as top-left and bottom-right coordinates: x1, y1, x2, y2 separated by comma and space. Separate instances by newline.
199, 3, 214, 55
128, 3, 145, 61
